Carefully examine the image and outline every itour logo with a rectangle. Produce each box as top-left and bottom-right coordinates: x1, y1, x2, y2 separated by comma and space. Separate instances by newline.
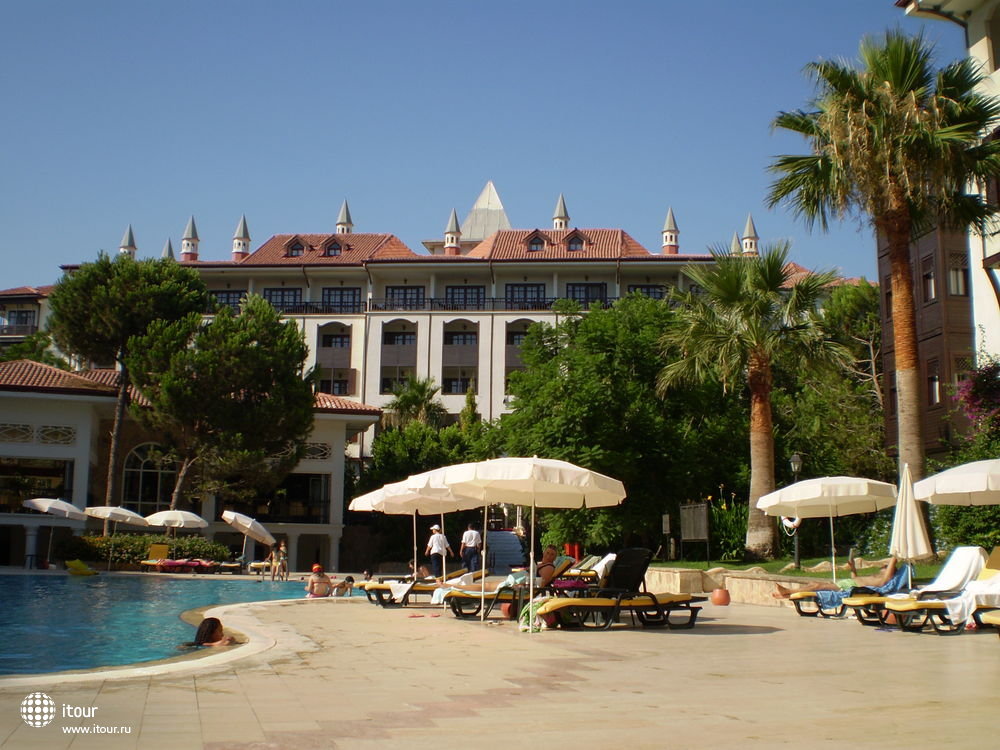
20, 693, 56, 728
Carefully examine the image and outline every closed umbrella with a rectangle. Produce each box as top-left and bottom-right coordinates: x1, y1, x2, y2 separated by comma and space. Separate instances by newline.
85, 506, 149, 569
22, 498, 86, 567
757, 476, 897, 582
408, 457, 627, 627
221, 510, 276, 565
889, 464, 933, 588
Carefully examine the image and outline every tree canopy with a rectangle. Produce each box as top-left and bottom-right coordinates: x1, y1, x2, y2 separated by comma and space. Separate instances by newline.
125, 294, 316, 510
46, 253, 209, 506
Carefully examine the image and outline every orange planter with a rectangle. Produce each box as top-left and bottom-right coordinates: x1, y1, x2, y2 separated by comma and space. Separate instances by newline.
710, 588, 731, 606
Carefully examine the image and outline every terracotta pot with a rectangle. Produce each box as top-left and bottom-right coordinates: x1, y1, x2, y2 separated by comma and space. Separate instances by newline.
710, 588, 731, 606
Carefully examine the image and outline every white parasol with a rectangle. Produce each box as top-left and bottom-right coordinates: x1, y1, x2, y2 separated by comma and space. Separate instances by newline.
22, 498, 86, 566
221, 510, 276, 565
913, 459, 1000, 506
757, 476, 897, 581
889, 464, 933, 588
84, 506, 149, 570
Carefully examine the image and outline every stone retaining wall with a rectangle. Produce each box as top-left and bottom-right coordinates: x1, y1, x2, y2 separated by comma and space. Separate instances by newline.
644, 566, 843, 607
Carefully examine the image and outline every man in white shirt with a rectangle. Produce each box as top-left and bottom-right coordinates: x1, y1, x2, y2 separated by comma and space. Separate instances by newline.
424, 524, 453, 578
460, 523, 483, 574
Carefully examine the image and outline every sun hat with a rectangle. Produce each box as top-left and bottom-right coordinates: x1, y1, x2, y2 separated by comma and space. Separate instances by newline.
430, 524, 441, 531
312, 563, 323, 573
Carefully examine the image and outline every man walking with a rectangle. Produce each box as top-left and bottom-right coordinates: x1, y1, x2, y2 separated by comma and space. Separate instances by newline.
425, 523, 453, 578
460, 522, 483, 575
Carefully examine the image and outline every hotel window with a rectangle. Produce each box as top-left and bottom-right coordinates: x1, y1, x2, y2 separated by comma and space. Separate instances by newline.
380, 366, 413, 394
6, 309, 36, 327
211, 290, 246, 310
883, 277, 893, 319
442, 375, 473, 394
321, 287, 362, 313
444, 331, 477, 346
566, 282, 608, 305
263, 288, 302, 309
627, 284, 666, 299
287, 242, 304, 257
505, 283, 546, 308
122, 443, 176, 516
321, 333, 350, 348
318, 378, 349, 395
385, 286, 426, 310
383, 331, 416, 346
444, 286, 486, 309
948, 253, 969, 296
528, 237, 545, 252
506, 331, 527, 346
921, 256, 936, 303
324, 242, 341, 256
567, 236, 584, 251
927, 360, 941, 406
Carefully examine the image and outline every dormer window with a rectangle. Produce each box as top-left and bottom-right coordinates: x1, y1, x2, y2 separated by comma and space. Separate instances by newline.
324, 241, 341, 257
567, 236, 584, 252
288, 242, 304, 257
528, 237, 544, 252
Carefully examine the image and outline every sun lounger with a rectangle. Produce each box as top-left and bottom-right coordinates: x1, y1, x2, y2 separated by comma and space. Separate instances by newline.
979, 609, 1000, 638
139, 543, 173, 572
785, 563, 913, 623
444, 558, 578, 619
364, 568, 479, 607
534, 591, 704, 630
884, 546, 999, 634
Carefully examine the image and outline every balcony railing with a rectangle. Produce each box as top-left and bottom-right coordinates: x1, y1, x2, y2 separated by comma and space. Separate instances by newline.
211, 298, 623, 315
0, 324, 38, 336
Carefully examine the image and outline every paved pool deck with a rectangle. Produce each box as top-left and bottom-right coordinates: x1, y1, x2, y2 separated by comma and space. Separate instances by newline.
1, 587, 998, 750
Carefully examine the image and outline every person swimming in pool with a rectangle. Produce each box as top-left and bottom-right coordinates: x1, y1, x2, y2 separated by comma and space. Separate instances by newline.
332, 575, 355, 597
181, 617, 234, 648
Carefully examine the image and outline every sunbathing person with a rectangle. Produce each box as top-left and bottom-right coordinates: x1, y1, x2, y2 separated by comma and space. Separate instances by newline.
305, 564, 334, 598
772, 557, 898, 599
534, 545, 561, 587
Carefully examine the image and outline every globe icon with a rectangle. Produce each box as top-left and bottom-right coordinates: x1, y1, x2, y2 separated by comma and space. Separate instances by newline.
20, 693, 56, 728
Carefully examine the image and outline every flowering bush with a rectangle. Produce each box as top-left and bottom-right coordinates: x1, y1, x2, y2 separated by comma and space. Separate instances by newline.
709, 493, 747, 562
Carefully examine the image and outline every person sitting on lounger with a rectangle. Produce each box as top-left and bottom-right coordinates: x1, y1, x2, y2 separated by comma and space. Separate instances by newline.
772, 556, 898, 599
305, 564, 334, 598
535, 545, 561, 588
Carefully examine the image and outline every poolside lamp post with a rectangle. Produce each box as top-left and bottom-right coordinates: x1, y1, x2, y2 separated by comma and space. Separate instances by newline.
790, 453, 802, 569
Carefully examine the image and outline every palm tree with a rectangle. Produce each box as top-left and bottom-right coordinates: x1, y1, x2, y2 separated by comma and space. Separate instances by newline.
382, 376, 448, 429
768, 30, 1000, 480
658, 244, 848, 559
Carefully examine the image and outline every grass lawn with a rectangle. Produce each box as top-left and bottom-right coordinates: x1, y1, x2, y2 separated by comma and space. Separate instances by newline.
652, 557, 943, 581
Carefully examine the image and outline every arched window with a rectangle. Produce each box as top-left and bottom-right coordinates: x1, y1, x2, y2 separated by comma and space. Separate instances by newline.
122, 443, 177, 515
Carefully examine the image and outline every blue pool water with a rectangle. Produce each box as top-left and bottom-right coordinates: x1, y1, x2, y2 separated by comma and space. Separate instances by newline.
0, 575, 315, 675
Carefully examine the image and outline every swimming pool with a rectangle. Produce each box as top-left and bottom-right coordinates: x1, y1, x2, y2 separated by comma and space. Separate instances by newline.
0, 574, 319, 675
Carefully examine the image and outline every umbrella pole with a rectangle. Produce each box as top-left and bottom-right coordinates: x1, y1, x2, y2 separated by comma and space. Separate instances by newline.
829, 516, 836, 583
480, 502, 488, 622
412, 512, 418, 582
528, 499, 536, 634
46, 527, 54, 568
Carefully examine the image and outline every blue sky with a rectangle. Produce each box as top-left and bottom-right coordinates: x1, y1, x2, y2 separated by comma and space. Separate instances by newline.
1, 1, 968, 288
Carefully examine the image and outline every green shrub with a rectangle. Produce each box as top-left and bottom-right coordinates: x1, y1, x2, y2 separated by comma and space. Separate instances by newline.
934, 505, 1000, 550
53, 533, 231, 564
709, 497, 747, 562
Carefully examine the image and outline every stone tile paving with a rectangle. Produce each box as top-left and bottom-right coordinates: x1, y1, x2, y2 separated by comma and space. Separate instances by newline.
1, 596, 998, 749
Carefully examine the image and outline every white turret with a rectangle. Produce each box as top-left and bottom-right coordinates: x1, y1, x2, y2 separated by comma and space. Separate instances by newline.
119, 225, 137, 258
336, 200, 353, 234
181, 216, 199, 262
552, 194, 569, 230
741, 213, 759, 256
661, 207, 679, 255
730, 231, 741, 255
232, 214, 251, 261
161, 238, 175, 260
444, 209, 462, 255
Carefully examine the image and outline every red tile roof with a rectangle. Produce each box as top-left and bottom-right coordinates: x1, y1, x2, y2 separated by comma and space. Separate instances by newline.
0, 360, 116, 397
466, 229, 653, 260
0, 285, 54, 298
314, 393, 381, 415
240, 234, 419, 265
783, 262, 871, 288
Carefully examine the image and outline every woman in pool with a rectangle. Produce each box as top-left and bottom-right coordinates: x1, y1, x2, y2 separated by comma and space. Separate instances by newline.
183, 617, 234, 648
305, 564, 334, 597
